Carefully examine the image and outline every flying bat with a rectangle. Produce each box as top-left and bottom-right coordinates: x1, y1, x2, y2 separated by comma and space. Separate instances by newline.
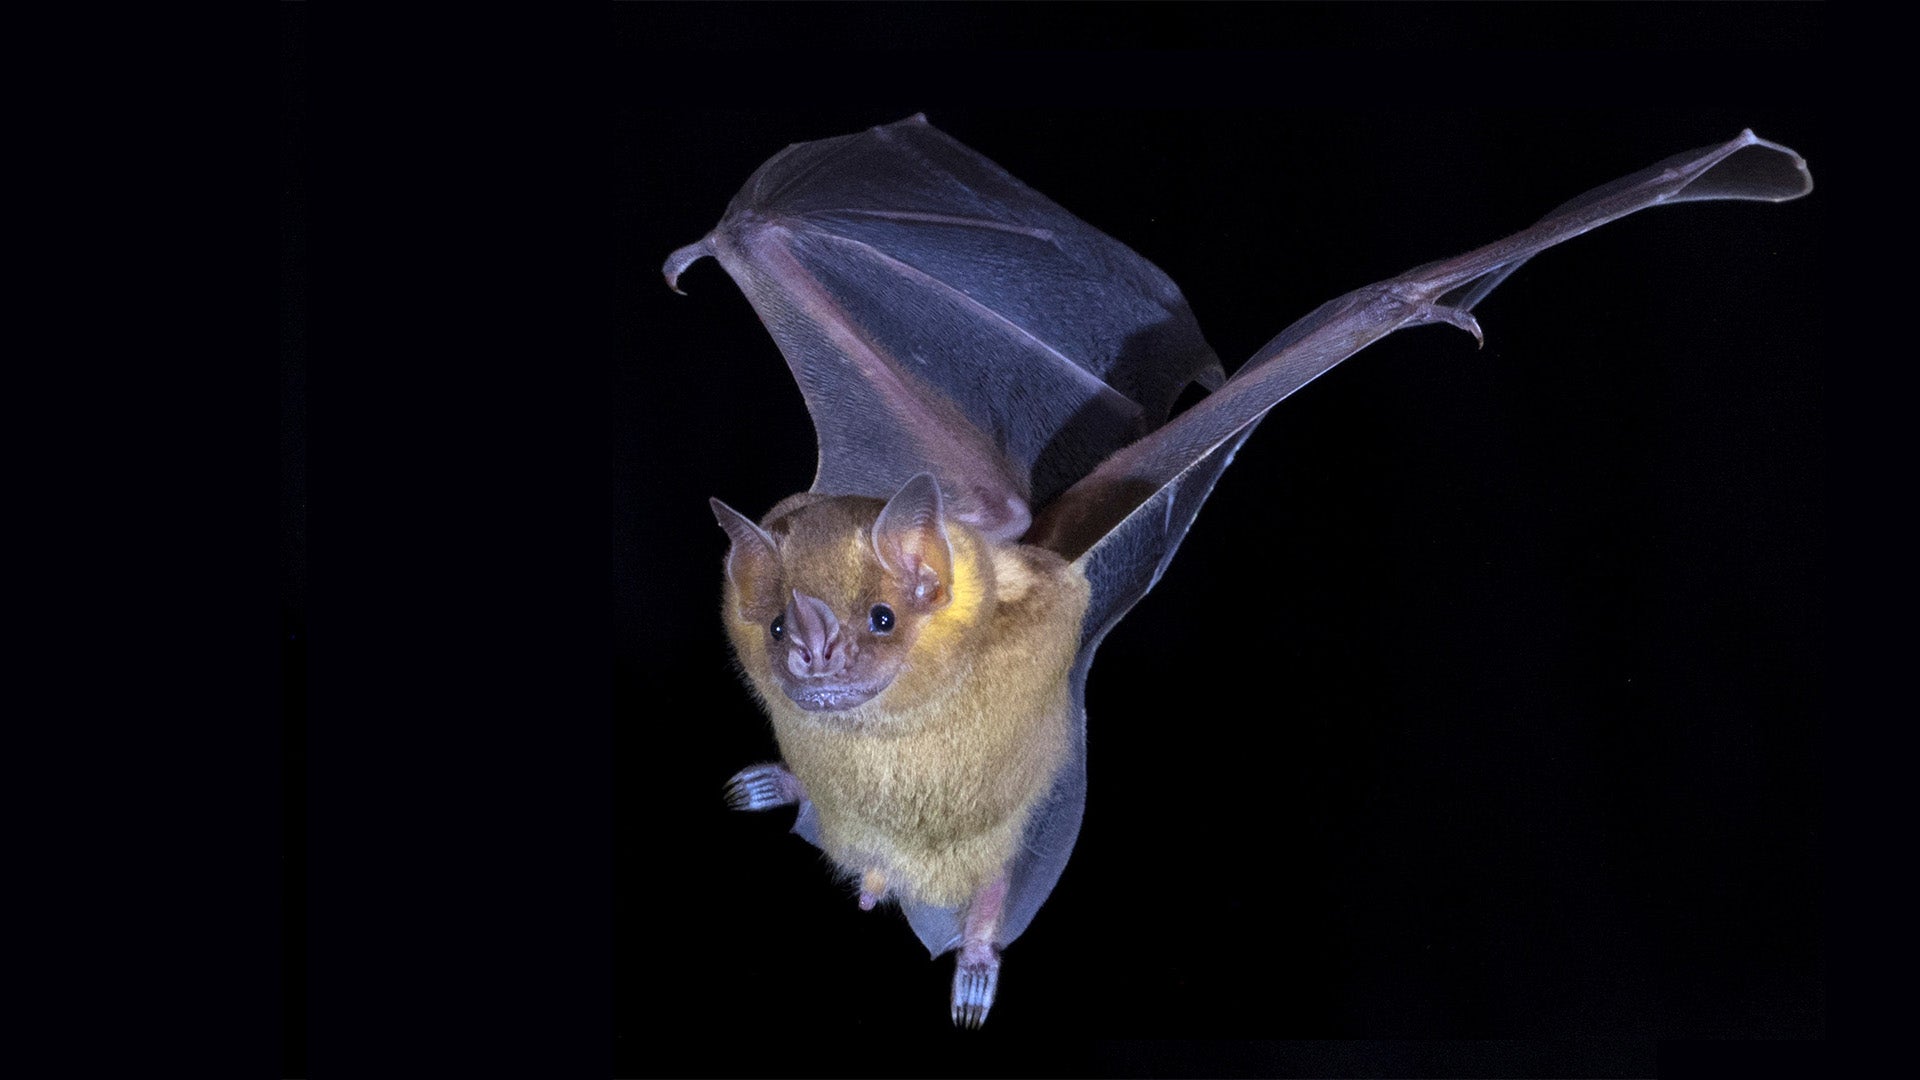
660, 115, 1812, 1026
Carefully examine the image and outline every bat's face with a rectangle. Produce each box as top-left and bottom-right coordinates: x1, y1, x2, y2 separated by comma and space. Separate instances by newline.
712, 483, 963, 720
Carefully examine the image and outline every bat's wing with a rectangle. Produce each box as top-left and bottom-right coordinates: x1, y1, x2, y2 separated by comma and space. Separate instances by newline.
675, 123, 1810, 964
664, 114, 1225, 541
1029, 130, 1814, 643
973, 130, 1812, 961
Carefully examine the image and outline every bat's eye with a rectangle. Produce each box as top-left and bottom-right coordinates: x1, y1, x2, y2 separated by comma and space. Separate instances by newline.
769, 614, 785, 641
868, 604, 895, 634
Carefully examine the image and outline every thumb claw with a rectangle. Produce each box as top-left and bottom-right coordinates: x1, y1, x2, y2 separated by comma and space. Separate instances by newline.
1430, 303, 1484, 347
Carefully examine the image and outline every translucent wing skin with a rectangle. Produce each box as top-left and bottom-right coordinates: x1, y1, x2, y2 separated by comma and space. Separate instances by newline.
668, 122, 1812, 963
1030, 130, 1815, 638
980, 133, 1812, 959
665, 114, 1225, 541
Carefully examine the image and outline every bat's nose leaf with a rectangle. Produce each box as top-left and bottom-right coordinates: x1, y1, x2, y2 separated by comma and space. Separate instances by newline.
786, 590, 846, 677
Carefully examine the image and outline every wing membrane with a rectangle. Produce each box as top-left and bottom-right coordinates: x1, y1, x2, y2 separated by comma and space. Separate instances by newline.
1030, 130, 1813, 640
666, 115, 1226, 535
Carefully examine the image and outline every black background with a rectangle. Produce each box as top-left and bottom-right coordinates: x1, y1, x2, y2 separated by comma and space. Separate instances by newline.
300, 4, 1832, 1077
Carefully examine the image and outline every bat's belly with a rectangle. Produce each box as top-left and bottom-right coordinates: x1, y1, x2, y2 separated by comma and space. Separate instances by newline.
778, 696, 1071, 908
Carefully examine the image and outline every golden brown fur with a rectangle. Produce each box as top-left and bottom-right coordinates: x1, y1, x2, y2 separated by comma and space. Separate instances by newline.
722, 499, 1089, 907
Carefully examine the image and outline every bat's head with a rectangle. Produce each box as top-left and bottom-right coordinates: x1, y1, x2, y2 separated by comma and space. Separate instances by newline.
711, 473, 980, 719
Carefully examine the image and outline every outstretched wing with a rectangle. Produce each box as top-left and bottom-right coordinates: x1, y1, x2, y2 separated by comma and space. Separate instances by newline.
664, 114, 1224, 541
669, 121, 1811, 963
1027, 130, 1815, 644
975, 130, 1812, 960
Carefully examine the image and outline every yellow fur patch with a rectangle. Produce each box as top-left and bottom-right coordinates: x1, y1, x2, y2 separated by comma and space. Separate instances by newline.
908, 526, 987, 658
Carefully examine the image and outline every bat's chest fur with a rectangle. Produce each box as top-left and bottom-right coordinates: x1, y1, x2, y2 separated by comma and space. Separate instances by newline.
772, 551, 1088, 908
781, 688, 1070, 908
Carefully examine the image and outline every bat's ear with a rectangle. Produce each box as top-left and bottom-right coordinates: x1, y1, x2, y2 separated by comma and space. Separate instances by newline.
872, 473, 953, 610
710, 498, 780, 614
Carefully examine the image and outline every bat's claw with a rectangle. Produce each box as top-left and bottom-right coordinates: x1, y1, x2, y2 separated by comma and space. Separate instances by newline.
663, 235, 716, 295
949, 946, 1000, 1029
1427, 302, 1484, 348
723, 763, 801, 811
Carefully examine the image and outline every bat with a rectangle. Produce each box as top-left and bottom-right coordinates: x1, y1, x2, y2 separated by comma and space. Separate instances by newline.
658, 115, 1812, 1027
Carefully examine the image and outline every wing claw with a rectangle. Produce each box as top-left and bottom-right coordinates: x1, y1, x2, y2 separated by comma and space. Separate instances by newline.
1427, 303, 1485, 348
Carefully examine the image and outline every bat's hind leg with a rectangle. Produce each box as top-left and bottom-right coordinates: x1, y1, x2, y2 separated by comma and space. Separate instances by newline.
950, 872, 1008, 1029
723, 762, 805, 811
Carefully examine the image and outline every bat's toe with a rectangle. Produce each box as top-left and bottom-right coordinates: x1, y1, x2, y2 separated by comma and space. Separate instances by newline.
723, 764, 796, 811
949, 953, 1001, 1029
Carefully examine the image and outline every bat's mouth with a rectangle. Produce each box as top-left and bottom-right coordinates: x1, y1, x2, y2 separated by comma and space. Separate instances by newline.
782, 681, 885, 712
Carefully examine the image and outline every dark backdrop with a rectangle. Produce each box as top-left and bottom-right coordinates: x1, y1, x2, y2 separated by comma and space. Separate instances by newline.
291, 5, 1832, 1075
614, 13, 1823, 1073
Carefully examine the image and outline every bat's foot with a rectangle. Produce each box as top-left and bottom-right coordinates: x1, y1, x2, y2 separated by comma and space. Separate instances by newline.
723, 763, 804, 811
950, 942, 1000, 1029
